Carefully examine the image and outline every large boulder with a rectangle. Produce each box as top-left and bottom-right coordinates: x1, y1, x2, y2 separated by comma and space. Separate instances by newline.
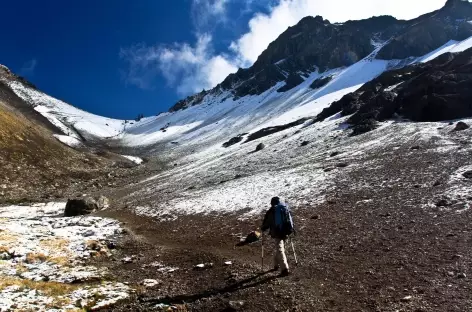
255, 143, 265, 152
64, 198, 98, 217
454, 121, 470, 131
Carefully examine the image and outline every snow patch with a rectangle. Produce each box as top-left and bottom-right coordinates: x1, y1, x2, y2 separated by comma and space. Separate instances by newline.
53, 134, 83, 147
122, 155, 144, 165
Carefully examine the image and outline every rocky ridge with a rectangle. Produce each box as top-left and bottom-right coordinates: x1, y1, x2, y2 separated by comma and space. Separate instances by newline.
169, 0, 472, 112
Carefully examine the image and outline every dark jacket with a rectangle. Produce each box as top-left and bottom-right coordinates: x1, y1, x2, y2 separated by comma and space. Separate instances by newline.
261, 207, 282, 239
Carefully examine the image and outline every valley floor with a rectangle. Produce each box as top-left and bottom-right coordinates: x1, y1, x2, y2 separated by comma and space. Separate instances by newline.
98, 121, 472, 311
2, 120, 472, 311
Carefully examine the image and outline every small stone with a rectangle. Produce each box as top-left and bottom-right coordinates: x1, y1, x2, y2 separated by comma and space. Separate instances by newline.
97, 196, 110, 210
401, 295, 413, 302
224, 261, 232, 266
457, 273, 467, 279
83, 230, 95, 237
436, 199, 451, 207
194, 263, 213, 270
107, 241, 117, 249
447, 271, 455, 277
121, 257, 133, 264
228, 301, 245, 310
0, 252, 11, 260
462, 171, 472, 179
142, 279, 160, 287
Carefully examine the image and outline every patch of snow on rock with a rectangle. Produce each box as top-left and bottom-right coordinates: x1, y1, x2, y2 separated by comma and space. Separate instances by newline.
0, 202, 131, 311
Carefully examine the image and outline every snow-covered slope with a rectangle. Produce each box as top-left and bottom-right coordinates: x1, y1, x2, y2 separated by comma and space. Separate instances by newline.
418, 36, 472, 63
105, 36, 472, 219
8, 81, 127, 141
118, 35, 472, 152
6, 34, 472, 152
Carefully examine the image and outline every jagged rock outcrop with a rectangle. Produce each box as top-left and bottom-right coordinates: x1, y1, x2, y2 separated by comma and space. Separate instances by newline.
316, 47, 472, 135
170, 89, 209, 112
377, 0, 472, 59
310, 76, 333, 89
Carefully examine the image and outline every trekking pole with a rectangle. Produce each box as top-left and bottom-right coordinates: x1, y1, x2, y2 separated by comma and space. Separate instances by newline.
261, 232, 264, 271
290, 237, 298, 266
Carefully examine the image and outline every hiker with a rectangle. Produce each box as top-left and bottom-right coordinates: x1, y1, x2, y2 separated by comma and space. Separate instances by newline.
261, 197, 294, 276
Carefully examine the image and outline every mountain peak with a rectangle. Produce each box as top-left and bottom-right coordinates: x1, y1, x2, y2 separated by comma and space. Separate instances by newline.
445, 0, 467, 7
442, 0, 472, 14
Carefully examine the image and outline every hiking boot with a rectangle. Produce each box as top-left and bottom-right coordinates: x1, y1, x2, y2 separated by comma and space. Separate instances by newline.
280, 269, 290, 277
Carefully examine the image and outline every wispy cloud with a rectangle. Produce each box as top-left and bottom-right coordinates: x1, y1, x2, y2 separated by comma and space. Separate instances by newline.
120, 44, 161, 90
19, 59, 37, 76
121, 0, 446, 97
191, 0, 231, 30
120, 34, 238, 95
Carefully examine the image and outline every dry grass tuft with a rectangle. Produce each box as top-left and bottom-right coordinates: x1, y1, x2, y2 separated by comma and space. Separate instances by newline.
0, 231, 19, 244
86, 240, 102, 251
15, 263, 29, 276
0, 246, 10, 253
48, 255, 71, 266
25, 252, 48, 264
39, 238, 70, 251
0, 276, 80, 296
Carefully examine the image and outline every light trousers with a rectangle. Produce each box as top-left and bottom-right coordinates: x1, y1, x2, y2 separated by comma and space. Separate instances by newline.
274, 238, 289, 271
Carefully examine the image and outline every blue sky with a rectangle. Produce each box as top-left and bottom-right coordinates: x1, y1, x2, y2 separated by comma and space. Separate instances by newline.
0, 0, 446, 119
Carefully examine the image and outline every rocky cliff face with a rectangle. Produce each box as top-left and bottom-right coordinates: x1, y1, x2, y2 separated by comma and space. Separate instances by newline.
377, 0, 472, 59
169, 0, 472, 112
316, 47, 472, 135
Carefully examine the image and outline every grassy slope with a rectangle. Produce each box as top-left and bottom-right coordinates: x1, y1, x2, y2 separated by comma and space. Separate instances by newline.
0, 95, 107, 203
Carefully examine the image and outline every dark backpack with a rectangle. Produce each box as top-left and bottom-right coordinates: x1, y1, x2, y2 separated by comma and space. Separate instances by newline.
273, 203, 294, 238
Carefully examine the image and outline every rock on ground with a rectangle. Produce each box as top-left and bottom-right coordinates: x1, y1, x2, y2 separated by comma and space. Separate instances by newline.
64, 198, 98, 217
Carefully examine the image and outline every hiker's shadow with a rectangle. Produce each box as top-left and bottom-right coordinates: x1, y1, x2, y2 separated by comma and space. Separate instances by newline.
144, 270, 277, 306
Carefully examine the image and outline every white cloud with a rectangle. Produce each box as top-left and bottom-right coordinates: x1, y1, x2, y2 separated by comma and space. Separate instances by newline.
121, 34, 238, 95
19, 59, 37, 76
123, 0, 448, 95
192, 0, 231, 30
